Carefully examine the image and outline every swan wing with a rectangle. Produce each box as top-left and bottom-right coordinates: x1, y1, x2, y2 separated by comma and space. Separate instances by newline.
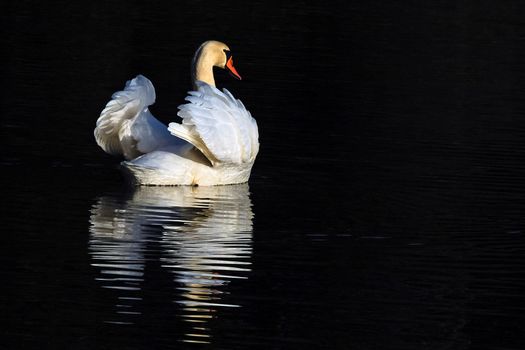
167, 81, 259, 166
94, 75, 177, 160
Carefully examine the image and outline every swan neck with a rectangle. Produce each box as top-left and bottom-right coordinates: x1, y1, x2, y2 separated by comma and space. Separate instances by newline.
192, 51, 216, 89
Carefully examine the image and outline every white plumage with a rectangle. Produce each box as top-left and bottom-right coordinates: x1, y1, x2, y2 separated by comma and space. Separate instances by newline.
168, 81, 258, 166
94, 41, 259, 186
95, 75, 177, 160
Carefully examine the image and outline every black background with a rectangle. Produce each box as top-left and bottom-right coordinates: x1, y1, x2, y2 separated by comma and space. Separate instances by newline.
2, 1, 525, 349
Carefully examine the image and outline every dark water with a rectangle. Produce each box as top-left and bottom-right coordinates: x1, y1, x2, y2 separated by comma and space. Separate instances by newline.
3, 1, 525, 349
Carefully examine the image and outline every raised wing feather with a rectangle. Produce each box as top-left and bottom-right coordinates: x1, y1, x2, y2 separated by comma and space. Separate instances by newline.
168, 81, 259, 166
94, 75, 176, 160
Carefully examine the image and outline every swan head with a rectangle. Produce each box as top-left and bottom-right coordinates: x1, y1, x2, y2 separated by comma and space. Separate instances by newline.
192, 40, 242, 88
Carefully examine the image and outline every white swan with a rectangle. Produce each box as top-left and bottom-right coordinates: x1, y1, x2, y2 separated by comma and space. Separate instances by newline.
94, 40, 259, 186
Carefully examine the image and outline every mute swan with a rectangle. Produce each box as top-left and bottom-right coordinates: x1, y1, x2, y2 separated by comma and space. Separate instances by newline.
94, 40, 259, 186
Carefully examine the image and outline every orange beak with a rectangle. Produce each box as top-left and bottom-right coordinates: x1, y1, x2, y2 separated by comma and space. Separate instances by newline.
226, 56, 242, 80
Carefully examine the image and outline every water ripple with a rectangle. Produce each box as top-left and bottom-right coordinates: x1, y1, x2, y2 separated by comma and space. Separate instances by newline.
89, 184, 253, 343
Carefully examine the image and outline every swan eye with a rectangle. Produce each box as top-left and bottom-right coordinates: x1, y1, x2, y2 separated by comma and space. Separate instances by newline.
223, 49, 232, 61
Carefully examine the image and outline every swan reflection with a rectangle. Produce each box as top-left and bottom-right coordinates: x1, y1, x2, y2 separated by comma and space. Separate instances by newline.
89, 184, 253, 342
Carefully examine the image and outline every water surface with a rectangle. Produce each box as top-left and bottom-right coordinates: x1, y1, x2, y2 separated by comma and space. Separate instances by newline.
3, 1, 525, 349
